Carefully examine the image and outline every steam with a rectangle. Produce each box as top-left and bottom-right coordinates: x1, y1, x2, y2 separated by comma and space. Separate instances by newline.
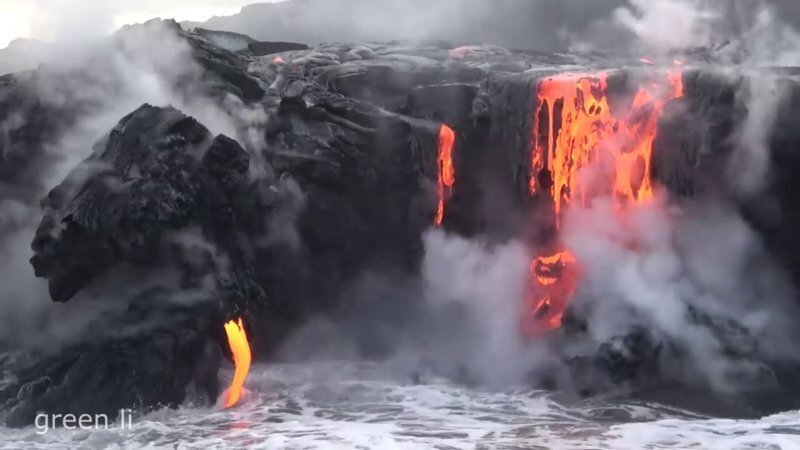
562, 196, 800, 392
555, 0, 800, 394
199, 0, 631, 52
8, 1, 268, 44
420, 229, 533, 387
614, 0, 720, 52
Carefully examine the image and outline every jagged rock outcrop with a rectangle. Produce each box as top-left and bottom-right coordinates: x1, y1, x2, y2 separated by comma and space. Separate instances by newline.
1, 104, 266, 426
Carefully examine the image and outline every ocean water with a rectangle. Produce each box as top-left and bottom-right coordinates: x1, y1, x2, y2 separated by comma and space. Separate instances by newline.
2, 361, 799, 449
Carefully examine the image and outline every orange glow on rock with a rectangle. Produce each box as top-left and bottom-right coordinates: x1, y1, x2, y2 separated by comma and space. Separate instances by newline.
435, 124, 456, 226
273, 56, 285, 64
223, 318, 251, 408
524, 70, 684, 336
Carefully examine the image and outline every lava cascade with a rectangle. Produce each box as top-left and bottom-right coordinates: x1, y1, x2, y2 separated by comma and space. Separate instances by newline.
435, 124, 456, 226
523, 71, 684, 336
223, 318, 252, 408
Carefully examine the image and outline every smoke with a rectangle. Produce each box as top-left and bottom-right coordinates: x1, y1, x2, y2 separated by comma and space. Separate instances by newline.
614, 0, 720, 52
199, 0, 632, 51
562, 196, 800, 393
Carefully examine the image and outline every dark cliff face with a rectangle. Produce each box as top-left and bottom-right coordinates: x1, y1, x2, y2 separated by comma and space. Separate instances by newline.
0, 21, 447, 426
3, 17, 800, 426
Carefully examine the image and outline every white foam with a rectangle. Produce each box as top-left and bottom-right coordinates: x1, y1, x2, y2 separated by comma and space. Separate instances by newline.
2, 362, 798, 449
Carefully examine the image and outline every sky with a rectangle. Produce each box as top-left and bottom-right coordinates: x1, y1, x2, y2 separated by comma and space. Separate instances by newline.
0, 0, 277, 48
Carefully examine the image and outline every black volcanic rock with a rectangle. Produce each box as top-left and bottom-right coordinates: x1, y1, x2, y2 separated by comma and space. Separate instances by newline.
30, 104, 265, 312
1, 104, 268, 426
5, 17, 800, 428
1, 311, 222, 428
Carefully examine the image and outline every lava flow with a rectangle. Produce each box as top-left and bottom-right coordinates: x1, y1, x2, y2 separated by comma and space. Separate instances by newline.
524, 70, 684, 336
223, 318, 252, 408
521, 250, 579, 335
435, 124, 456, 226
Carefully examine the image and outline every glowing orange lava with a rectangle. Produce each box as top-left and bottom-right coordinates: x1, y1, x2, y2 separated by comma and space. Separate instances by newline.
274, 56, 285, 64
223, 318, 252, 408
435, 124, 456, 226
521, 250, 579, 334
524, 70, 684, 336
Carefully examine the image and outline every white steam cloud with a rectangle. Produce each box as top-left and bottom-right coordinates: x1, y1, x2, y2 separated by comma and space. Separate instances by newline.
563, 196, 800, 392
421, 229, 534, 387
614, 0, 720, 52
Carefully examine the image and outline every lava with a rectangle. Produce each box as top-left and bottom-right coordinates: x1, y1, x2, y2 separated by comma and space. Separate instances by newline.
524, 70, 684, 336
521, 251, 579, 334
435, 124, 456, 226
273, 56, 285, 64
223, 318, 252, 408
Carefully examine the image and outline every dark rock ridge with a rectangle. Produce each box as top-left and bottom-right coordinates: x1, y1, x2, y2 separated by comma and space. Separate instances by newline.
193, 27, 309, 57
2, 19, 800, 425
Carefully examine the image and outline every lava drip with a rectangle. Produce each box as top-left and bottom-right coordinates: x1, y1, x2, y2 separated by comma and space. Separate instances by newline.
435, 124, 456, 226
223, 318, 252, 408
523, 70, 684, 336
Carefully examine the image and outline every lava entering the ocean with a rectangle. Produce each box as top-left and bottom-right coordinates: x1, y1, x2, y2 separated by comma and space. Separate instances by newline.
523, 70, 684, 336
223, 318, 252, 408
435, 124, 456, 226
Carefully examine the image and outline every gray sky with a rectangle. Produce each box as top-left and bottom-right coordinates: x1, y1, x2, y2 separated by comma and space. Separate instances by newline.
0, 0, 277, 48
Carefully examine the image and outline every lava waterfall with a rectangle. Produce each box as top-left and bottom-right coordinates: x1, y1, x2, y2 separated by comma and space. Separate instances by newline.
522, 70, 684, 335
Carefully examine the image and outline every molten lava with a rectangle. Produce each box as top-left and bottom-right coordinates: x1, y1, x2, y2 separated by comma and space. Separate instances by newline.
223, 318, 252, 408
521, 251, 579, 334
524, 70, 684, 336
435, 124, 456, 226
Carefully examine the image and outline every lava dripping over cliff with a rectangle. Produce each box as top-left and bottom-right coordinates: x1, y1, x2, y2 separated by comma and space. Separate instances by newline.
522, 70, 685, 336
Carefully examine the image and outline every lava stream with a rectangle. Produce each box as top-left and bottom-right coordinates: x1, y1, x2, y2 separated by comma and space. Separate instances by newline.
223, 318, 252, 408
435, 124, 456, 226
524, 70, 684, 336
